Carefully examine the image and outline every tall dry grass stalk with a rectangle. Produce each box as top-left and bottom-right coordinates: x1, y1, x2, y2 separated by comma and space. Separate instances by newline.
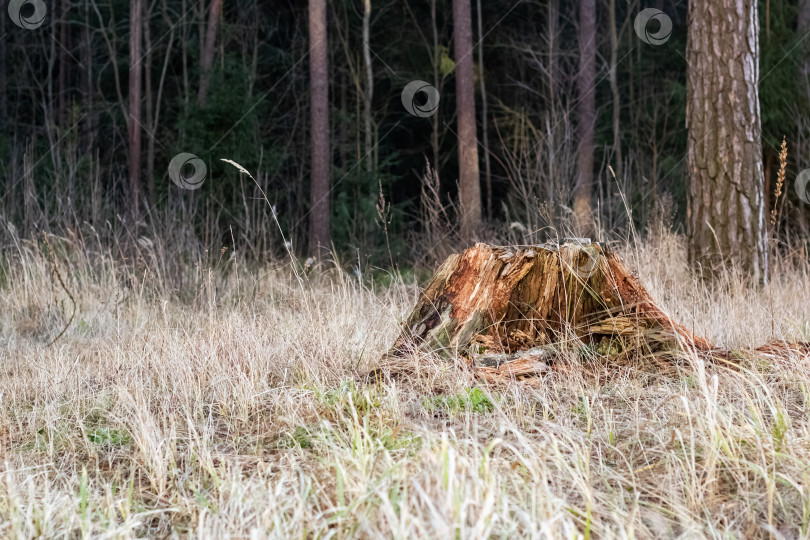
1, 228, 809, 537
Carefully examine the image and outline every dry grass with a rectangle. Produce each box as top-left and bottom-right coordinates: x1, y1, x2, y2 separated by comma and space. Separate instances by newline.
2, 230, 810, 538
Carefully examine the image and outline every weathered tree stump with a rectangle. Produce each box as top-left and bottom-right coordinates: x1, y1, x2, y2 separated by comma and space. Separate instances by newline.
386, 241, 712, 380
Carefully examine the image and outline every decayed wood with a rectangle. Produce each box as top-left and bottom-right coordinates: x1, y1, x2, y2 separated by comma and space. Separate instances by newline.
388, 241, 712, 369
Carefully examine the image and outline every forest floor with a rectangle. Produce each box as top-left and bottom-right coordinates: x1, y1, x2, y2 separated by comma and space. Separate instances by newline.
2, 231, 810, 538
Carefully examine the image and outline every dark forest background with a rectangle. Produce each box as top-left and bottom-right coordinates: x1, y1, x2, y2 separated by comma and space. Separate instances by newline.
1, 0, 809, 270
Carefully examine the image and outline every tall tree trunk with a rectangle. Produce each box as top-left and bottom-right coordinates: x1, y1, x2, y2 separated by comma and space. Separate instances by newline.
453, 0, 481, 240
547, 0, 558, 111
58, 0, 70, 127
574, 0, 596, 231
0, 9, 6, 126
430, 0, 440, 175
686, 0, 767, 282
546, 0, 559, 203
181, 0, 189, 106
198, 0, 222, 106
362, 0, 373, 172
308, 0, 331, 254
476, 0, 492, 220
608, 0, 622, 180
128, 0, 144, 220
81, 0, 94, 152
799, 0, 810, 103
144, 2, 154, 202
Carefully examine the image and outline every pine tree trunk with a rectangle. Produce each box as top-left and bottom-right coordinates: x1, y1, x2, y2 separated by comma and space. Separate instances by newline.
308, 0, 331, 255
128, 0, 143, 220
362, 0, 374, 172
0, 8, 6, 125
574, 0, 596, 231
81, 0, 95, 152
198, 0, 222, 107
799, 0, 810, 103
453, 0, 481, 240
476, 0, 492, 220
686, 0, 768, 282
58, 0, 69, 127
609, 0, 622, 180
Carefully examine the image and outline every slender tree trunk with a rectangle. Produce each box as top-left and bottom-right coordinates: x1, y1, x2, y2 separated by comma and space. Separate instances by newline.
574, 0, 596, 231
0, 10, 7, 125
362, 0, 373, 172
81, 0, 94, 151
128, 0, 144, 220
766, 0, 771, 46
198, 0, 222, 106
547, 0, 559, 202
686, 0, 767, 281
309, 0, 331, 254
144, 1, 155, 202
609, 0, 622, 180
431, 0, 440, 175
476, 0, 492, 220
181, 0, 189, 106
58, 0, 70, 127
46, 15, 56, 142
799, 0, 810, 103
453, 0, 481, 240
547, 0, 559, 115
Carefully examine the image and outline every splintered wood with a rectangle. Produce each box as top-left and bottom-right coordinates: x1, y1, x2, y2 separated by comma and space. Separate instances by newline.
386, 241, 713, 382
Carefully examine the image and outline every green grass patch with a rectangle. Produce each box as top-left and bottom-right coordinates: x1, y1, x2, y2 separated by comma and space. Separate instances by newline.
87, 427, 131, 447
424, 388, 496, 415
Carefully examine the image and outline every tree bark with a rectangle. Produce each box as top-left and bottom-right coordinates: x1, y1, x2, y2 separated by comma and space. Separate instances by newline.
81, 0, 95, 152
686, 0, 767, 282
198, 0, 222, 107
128, 0, 144, 219
58, 0, 70, 127
144, 1, 154, 202
574, 0, 596, 231
476, 0, 492, 220
430, 0, 440, 175
308, 0, 331, 255
362, 0, 373, 172
609, 0, 622, 180
798, 0, 810, 103
385, 242, 712, 376
453, 0, 481, 240
0, 7, 7, 125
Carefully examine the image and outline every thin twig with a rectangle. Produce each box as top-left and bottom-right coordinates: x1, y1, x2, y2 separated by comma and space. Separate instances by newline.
42, 231, 76, 347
